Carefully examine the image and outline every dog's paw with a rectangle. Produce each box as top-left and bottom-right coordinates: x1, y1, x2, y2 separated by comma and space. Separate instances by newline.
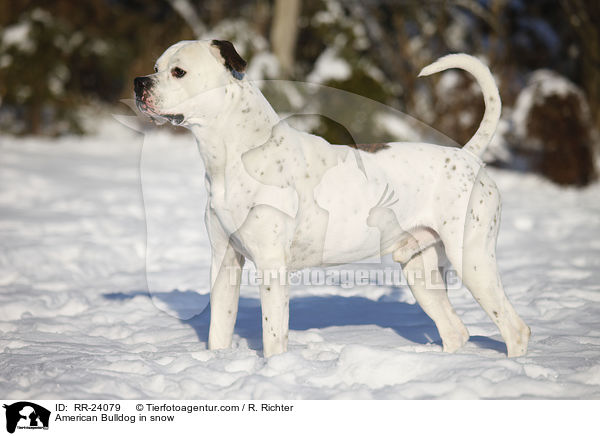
506, 323, 531, 358
441, 323, 470, 353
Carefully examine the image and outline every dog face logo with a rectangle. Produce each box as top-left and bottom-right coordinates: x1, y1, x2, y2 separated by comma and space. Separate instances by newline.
3, 402, 50, 434
134, 40, 246, 127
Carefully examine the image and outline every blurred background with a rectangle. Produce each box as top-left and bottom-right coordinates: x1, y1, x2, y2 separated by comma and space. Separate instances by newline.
0, 0, 598, 185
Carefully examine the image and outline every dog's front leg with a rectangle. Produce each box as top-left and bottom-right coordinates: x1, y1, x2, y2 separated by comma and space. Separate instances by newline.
206, 207, 245, 351
237, 205, 293, 357
258, 263, 289, 358
208, 241, 245, 350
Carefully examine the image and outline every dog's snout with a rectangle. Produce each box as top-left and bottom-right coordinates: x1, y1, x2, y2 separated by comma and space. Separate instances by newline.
134, 76, 153, 95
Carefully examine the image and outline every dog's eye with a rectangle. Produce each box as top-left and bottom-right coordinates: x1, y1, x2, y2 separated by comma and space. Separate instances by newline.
154, 65, 158, 73
171, 67, 186, 78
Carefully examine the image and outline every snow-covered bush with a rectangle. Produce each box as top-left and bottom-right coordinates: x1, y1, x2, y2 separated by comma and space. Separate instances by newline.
508, 70, 597, 185
0, 7, 122, 134
0, 2, 192, 135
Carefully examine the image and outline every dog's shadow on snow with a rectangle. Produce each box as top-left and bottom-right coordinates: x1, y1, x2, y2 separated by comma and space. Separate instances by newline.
103, 290, 506, 355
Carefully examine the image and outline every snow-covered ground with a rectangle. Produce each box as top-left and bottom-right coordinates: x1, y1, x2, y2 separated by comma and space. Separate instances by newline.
1, 120, 599, 399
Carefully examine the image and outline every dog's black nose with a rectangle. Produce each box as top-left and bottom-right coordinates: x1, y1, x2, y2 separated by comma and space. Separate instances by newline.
134, 76, 153, 95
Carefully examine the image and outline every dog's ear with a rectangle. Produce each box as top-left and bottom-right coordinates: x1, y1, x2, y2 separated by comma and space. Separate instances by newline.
210, 40, 247, 79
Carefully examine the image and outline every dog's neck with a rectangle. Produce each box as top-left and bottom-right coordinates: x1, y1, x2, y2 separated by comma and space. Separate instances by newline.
187, 81, 280, 179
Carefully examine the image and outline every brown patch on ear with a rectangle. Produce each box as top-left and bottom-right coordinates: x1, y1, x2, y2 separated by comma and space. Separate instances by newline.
211, 40, 247, 77
344, 143, 390, 153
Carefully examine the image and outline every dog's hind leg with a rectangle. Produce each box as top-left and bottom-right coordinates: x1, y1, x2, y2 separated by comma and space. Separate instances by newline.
442, 172, 530, 357
394, 232, 469, 353
458, 241, 530, 357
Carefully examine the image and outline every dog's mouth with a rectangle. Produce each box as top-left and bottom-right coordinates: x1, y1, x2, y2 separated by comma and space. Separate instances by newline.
135, 97, 184, 126
162, 113, 184, 124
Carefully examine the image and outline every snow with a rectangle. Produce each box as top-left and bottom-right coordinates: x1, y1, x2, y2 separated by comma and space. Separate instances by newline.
313, 0, 344, 26
246, 52, 281, 81
435, 70, 461, 95
486, 116, 513, 163
1, 120, 599, 399
48, 65, 70, 96
374, 112, 421, 142
444, 11, 471, 52
307, 49, 352, 84
166, 0, 206, 38
1, 22, 35, 53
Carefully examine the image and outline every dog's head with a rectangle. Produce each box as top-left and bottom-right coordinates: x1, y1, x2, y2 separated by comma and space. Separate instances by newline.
134, 40, 247, 127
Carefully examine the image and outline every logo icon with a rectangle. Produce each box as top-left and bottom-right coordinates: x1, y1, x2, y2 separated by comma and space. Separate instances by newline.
3, 402, 50, 434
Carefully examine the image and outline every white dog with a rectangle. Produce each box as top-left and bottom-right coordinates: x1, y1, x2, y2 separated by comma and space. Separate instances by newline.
134, 40, 530, 358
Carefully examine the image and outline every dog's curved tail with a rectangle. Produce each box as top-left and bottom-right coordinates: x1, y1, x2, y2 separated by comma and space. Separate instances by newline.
418, 54, 501, 158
